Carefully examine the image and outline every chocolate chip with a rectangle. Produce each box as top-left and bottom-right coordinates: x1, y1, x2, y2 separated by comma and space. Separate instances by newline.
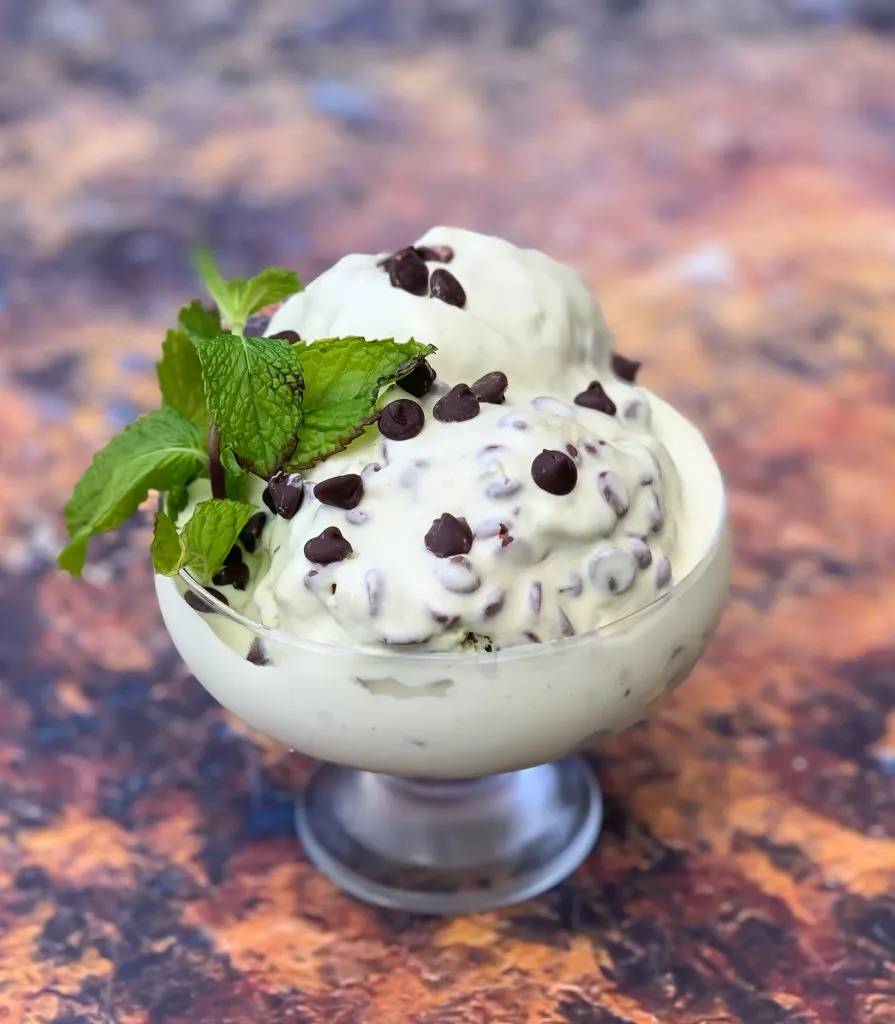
265, 472, 304, 519
269, 329, 301, 344
223, 545, 243, 567
598, 471, 630, 517
398, 360, 437, 398
429, 268, 466, 308
239, 512, 267, 553
628, 536, 653, 569
314, 473, 364, 510
531, 449, 578, 495
415, 244, 454, 263
574, 381, 617, 416
485, 478, 521, 499
430, 609, 460, 627
612, 352, 642, 382
557, 609, 575, 637
304, 527, 353, 565
380, 246, 429, 295
434, 556, 481, 594
565, 443, 581, 464
646, 490, 665, 533
244, 314, 271, 337
471, 371, 508, 404
183, 588, 229, 612
365, 569, 385, 616
246, 638, 270, 666
212, 560, 250, 591
379, 398, 425, 440
425, 513, 473, 558
588, 547, 636, 596
481, 590, 506, 619
655, 555, 672, 589
433, 383, 480, 423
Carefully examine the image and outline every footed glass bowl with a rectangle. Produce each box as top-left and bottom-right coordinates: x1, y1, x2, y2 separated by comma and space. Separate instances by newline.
155, 488, 730, 914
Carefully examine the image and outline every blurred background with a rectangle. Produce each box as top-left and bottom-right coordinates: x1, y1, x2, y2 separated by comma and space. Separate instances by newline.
1, 3, 895, 1021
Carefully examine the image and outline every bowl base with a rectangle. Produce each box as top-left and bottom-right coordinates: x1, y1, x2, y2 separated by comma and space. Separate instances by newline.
295, 757, 602, 915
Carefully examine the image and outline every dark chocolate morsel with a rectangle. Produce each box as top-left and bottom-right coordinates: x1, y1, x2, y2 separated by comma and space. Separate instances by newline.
398, 360, 437, 398
470, 371, 508, 405
184, 587, 229, 613
379, 398, 425, 440
612, 352, 642, 382
239, 512, 267, 553
379, 246, 429, 295
425, 513, 474, 558
531, 449, 578, 495
414, 244, 454, 263
574, 380, 617, 416
265, 472, 305, 519
429, 268, 466, 308
223, 545, 243, 567
433, 383, 480, 423
269, 329, 301, 344
246, 638, 270, 665
212, 560, 250, 591
304, 526, 353, 565
314, 473, 364, 510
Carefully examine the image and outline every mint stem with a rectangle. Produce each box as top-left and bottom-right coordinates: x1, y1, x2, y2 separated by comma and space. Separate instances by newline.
208, 421, 226, 500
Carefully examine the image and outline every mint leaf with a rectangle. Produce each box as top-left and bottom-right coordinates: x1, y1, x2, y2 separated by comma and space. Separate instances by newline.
58, 407, 206, 576
151, 511, 183, 573
152, 499, 256, 577
191, 248, 300, 336
194, 333, 304, 478
157, 329, 207, 427
178, 299, 221, 341
288, 337, 434, 468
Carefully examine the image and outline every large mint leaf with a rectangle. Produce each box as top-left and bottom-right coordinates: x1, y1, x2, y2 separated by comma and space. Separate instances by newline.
152, 499, 256, 577
288, 337, 434, 468
58, 407, 206, 575
194, 333, 304, 478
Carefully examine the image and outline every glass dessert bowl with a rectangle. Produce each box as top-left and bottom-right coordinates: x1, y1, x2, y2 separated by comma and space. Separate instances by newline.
155, 399, 730, 915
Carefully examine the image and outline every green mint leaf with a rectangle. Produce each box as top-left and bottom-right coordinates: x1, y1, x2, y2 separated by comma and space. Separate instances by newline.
288, 337, 434, 468
178, 299, 222, 341
165, 482, 190, 519
151, 511, 184, 574
152, 499, 256, 577
58, 407, 206, 576
194, 332, 304, 478
157, 329, 207, 427
191, 248, 300, 336
220, 446, 251, 502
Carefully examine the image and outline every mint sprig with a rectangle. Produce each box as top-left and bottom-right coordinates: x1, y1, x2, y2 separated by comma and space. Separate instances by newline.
289, 337, 434, 468
58, 246, 439, 579
194, 332, 305, 478
58, 407, 206, 575
152, 499, 256, 577
191, 248, 300, 336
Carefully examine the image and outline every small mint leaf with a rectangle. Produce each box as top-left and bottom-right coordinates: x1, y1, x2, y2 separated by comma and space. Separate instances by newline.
58, 407, 206, 576
178, 299, 222, 341
288, 337, 434, 468
194, 332, 304, 478
178, 499, 257, 576
157, 328, 207, 427
191, 248, 300, 336
151, 511, 185, 574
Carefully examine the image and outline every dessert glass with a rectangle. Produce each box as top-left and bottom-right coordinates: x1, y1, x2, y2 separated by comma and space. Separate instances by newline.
155, 465, 730, 914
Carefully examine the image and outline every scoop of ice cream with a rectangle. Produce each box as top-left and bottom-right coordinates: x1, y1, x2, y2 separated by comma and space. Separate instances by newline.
266, 227, 612, 393
250, 385, 681, 651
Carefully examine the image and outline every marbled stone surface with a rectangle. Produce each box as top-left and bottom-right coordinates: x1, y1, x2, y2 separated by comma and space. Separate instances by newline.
1, 5, 894, 1022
